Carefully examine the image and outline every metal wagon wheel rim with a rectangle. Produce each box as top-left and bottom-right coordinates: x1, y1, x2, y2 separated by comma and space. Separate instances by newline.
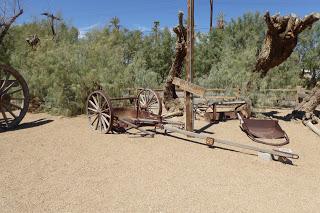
0, 65, 29, 129
86, 90, 113, 134
137, 89, 162, 116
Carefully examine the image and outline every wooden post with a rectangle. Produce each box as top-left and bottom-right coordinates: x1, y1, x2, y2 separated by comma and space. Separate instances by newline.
210, 0, 213, 32
186, 0, 195, 131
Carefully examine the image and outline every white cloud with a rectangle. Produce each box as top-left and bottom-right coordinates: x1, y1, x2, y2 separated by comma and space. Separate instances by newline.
78, 23, 100, 39
133, 24, 150, 33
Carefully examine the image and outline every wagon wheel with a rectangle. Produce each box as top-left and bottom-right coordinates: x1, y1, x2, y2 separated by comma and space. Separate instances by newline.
0, 65, 29, 129
137, 89, 162, 116
86, 90, 113, 134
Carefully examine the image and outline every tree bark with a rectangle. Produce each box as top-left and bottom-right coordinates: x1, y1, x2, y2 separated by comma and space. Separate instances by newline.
255, 12, 320, 76
293, 83, 320, 119
163, 12, 187, 113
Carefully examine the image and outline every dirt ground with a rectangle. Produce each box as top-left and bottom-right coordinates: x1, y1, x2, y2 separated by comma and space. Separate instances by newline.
0, 110, 320, 212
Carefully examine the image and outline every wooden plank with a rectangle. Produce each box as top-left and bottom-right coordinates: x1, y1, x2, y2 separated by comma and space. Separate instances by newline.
118, 118, 155, 137
173, 77, 206, 97
111, 96, 137, 101
303, 120, 320, 137
163, 125, 299, 159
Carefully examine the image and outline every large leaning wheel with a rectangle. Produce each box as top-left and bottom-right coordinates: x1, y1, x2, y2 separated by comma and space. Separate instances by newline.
86, 90, 113, 134
137, 89, 162, 116
0, 65, 29, 129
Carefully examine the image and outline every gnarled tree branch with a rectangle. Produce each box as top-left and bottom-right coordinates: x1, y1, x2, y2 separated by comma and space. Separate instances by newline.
255, 12, 320, 76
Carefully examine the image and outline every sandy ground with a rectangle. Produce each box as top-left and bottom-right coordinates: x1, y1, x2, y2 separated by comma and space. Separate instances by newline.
0, 111, 320, 212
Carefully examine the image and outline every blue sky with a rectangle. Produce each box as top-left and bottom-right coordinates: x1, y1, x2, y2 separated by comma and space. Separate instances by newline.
18, 0, 320, 35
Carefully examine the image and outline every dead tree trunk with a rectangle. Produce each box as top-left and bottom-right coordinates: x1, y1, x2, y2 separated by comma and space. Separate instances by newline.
255, 12, 320, 76
0, 9, 23, 45
293, 83, 320, 119
163, 11, 187, 114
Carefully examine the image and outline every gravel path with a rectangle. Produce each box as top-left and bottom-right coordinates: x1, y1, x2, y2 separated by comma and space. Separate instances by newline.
0, 112, 319, 212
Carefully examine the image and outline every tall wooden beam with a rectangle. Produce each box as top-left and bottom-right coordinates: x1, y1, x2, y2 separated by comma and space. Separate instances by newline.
210, 0, 214, 31
186, 0, 195, 131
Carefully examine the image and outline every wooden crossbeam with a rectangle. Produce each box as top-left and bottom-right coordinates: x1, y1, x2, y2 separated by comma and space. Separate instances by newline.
172, 77, 206, 97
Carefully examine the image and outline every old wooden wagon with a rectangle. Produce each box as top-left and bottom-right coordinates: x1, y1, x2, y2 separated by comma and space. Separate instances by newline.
86, 87, 299, 163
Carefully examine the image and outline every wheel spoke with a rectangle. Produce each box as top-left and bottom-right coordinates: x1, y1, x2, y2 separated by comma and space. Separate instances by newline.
6, 88, 22, 95
101, 108, 110, 113
88, 107, 98, 113
101, 116, 107, 132
2, 81, 15, 94
91, 114, 99, 125
9, 103, 22, 110
102, 112, 111, 119
88, 112, 97, 117
147, 94, 156, 105
148, 106, 159, 109
95, 116, 100, 130
148, 98, 158, 106
139, 99, 145, 107
141, 94, 147, 105
0, 72, 10, 91
0, 107, 9, 127
89, 100, 98, 109
92, 96, 99, 109
101, 114, 110, 127
2, 105, 17, 119
98, 94, 103, 109
145, 91, 151, 105
100, 116, 103, 132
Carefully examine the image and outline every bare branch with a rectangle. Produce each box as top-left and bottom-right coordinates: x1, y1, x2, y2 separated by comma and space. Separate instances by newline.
297, 12, 320, 33
0, 0, 23, 45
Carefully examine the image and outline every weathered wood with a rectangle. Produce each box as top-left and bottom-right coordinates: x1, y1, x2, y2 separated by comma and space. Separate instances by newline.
186, 0, 195, 131
111, 96, 137, 101
294, 83, 320, 117
255, 12, 320, 75
210, 0, 214, 32
163, 125, 299, 159
119, 118, 155, 137
303, 120, 320, 137
41, 12, 62, 39
173, 77, 206, 97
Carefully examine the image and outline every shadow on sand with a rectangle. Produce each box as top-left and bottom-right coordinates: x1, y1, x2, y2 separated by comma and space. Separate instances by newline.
0, 118, 54, 133
261, 110, 293, 121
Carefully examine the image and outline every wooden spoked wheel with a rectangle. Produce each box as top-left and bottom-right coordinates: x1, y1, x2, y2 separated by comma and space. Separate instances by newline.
86, 90, 113, 134
137, 89, 162, 116
0, 65, 29, 129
